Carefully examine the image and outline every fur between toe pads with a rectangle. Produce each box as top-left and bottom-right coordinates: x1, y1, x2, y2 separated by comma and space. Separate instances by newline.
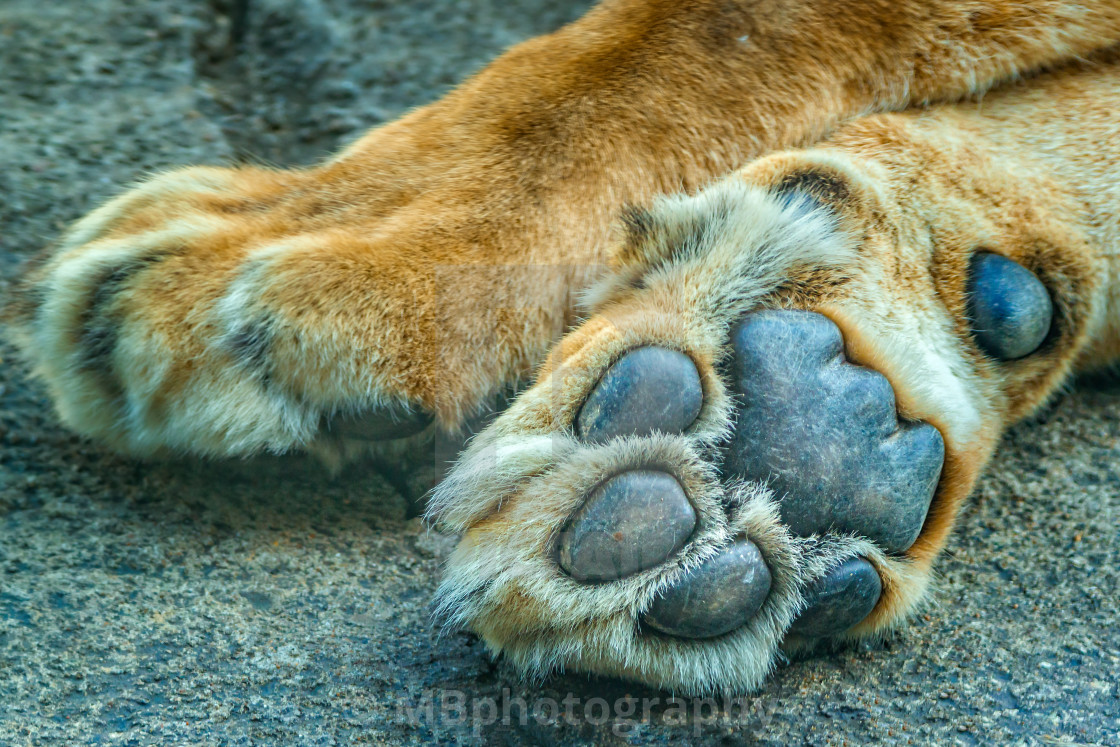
427, 181, 912, 693
580, 176, 855, 320
433, 433, 898, 694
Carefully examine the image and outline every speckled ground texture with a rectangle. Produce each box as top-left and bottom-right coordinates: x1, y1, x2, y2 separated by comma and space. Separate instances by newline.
1, 0, 1118, 744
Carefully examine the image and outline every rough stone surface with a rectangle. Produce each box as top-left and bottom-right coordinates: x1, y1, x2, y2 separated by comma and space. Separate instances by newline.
1, 1, 1119, 743
576, 347, 703, 442
967, 252, 1054, 360
726, 310, 945, 553
789, 557, 882, 638
643, 540, 772, 639
558, 470, 695, 583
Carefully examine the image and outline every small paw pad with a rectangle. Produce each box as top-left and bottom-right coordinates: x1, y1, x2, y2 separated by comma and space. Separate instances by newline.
967, 252, 1052, 360
576, 347, 702, 441
558, 470, 696, 583
788, 557, 881, 638
643, 539, 772, 639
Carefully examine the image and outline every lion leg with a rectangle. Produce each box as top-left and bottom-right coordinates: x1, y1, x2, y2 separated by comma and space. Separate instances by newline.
8, 1, 1120, 458
432, 51, 1120, 693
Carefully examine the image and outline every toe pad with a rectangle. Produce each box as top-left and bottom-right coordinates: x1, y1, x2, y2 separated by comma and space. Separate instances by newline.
788, 557, 881, 638
643, 540, 771, 639
576, 347, 702, 442
967, 252, 1052, 360
558, 470, 696, 583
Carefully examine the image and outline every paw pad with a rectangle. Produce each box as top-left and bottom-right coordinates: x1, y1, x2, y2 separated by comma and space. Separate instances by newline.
558, 470, 695, 583
576, 347, 702, 441
438, 300, 954, 690
967, 252, 1052, 360
725, 310, 944, 553
556, 311, 944, 641
643, 539, 772, 639
788, 557, 881, 637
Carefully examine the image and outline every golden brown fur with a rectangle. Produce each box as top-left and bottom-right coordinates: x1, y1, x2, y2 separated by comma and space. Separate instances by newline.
8, 0, 1120, 693
10, 0, 1120, 454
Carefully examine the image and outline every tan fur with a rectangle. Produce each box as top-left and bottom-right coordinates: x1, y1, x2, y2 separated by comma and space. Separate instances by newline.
7, 0, 1120, 694
9, 0, 1120, 455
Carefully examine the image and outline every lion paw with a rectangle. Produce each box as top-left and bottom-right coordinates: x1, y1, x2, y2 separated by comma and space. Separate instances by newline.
430, 164, 1060, 693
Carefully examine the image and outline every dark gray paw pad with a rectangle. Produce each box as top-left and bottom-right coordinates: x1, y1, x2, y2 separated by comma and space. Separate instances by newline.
788, 557, 881, 638
558, 470, 696, 583
725, 310, 945, 554
325, 404, 433, 441
643, 540, 772, 639
576, 347, 702, 442
967, 252, 1052, 360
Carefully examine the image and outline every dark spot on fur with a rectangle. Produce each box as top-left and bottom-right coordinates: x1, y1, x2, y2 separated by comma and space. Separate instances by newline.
654, 197, 740, 272
616, 190, 744, 293
230, 0, 250, 46
4, 250, 58, 327
77, 252, 175, 374
772, 269, 852, 308
774, 169, 851, 207
662, 206, 728, 264
620, 204, 655, 247
225, 319, 273, 380
211, 198, 272, 215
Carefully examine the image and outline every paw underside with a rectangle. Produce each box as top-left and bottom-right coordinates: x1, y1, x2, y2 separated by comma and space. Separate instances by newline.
430, 180, 1053, 694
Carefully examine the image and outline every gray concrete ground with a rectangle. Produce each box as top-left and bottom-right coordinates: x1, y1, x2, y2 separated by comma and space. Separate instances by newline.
1, 0, 1118, 744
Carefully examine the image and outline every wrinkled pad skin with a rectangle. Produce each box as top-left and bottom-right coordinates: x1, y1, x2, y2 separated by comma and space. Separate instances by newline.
643, 540, 772, 639
576, 347, 703, 441
725, 310, 945, 553
558, 471, 696, 583
967, 251, 1053, 360
789, 556, 882, 637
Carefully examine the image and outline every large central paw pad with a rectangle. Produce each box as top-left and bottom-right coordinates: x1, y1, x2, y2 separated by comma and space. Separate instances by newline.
725, 310, 945, 554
